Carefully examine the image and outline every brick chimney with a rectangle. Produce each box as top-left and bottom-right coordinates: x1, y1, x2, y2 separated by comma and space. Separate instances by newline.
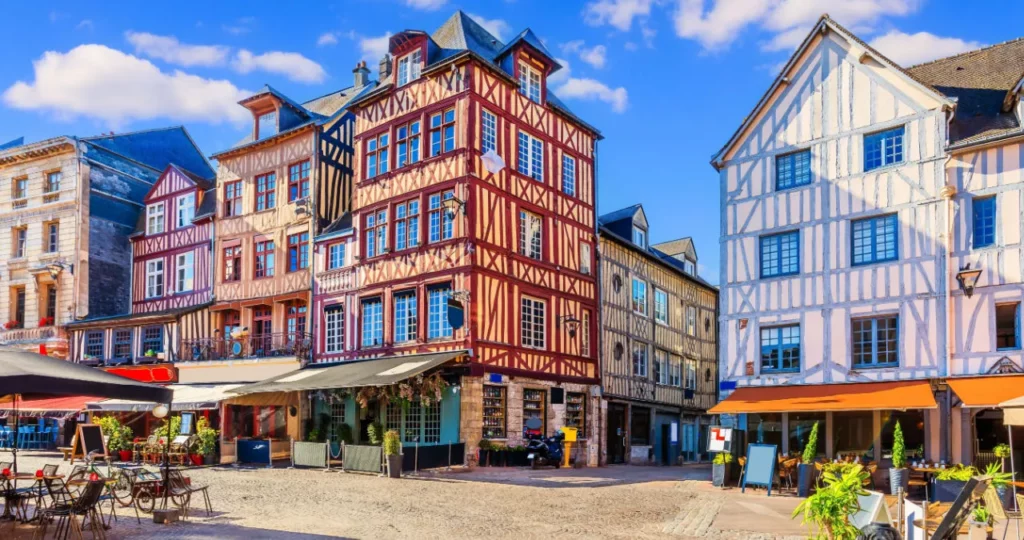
378, 54, 392, 81
353, 61, 370, 87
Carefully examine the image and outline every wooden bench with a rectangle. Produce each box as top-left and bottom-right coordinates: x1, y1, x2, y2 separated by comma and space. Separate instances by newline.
58, 446, 73, 461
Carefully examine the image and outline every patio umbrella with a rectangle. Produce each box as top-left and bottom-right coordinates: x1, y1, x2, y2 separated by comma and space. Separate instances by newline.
998, 394, 1024, 540
0, 347, 173, 471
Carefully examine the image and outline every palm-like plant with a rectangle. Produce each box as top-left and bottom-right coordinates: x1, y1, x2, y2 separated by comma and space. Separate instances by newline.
793, 464, 870, 540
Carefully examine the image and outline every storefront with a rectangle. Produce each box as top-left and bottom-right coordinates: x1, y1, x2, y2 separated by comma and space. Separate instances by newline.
947, 374, 1024, 468
86, 384, 236, 440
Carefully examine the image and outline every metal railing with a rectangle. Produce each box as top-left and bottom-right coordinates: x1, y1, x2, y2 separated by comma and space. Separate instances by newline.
182, 332, 312, 362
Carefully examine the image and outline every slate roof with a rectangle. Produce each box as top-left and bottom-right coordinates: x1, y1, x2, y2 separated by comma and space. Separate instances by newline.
82, 126, 215, 179
652, 238, 696, 261
906, 38, 1024, 147
193, 188, 217, 221
597, 204, 643, 227
316, 212, 353, 241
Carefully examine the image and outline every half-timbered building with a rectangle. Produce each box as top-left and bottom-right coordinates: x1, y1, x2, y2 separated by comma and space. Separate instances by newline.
598, 205, 718, 465
711, 15, 1024, 472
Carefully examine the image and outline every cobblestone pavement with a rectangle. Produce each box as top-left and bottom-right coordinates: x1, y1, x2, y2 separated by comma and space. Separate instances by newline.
7, 452, 810, 539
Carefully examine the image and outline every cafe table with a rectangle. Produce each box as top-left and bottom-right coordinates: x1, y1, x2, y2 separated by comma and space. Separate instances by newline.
24, 474, 65, 522
0, 473, 36, 521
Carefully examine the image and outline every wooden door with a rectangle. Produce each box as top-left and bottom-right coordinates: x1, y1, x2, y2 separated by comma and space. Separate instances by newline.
606, 403, 627, 464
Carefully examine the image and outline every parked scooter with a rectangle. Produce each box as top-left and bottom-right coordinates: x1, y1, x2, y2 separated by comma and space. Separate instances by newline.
524, 418, 565, 469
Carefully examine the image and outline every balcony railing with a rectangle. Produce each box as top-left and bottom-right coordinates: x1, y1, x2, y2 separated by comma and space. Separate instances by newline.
0, 325, 65, 344
181, 332, 312, 363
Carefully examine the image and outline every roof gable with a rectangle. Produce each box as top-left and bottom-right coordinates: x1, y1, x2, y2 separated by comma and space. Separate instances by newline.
143, 164, 210, 204
83, 126, 215, 179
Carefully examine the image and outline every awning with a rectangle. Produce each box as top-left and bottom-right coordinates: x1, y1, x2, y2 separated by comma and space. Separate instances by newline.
708, 380, 937, 414
230, 350, 468, 396
0, 395, 96, 418
948, 375, 1024, 408
999, 395, 1024, 426
86, 384, 240, 412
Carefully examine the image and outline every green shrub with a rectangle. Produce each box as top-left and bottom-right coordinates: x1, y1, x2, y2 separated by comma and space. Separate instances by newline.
307, 428, 323, 443
802, 422, 819, 464
935, 465, 977, 482
982, 462, 1015, 488
367, 421, 385, 445
793, 464, 870, 540
383, 430, 401, 456
972, 506, 990, 524
155, 415, 182, 441
478, 439, 492, 451
713, 452, 733, 465
193, 417, 218, 456
337, 424, 354, 445
994, 444, 1012, 459
891, 421, 906, 469
95, 416, 133, 453
822, 462, 861, 477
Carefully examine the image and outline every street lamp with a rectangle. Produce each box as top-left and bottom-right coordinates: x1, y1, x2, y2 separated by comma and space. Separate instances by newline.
152, 402, 173, 510
441, 196, 466, 221
956, 264, 984, 298
559, 315, 581, 338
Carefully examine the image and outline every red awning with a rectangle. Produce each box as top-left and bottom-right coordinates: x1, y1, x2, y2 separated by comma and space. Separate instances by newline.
0, 395, 97, 417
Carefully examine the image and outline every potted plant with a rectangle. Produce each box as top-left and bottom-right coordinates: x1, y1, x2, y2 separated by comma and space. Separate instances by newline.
367, 421, 384, 445
4, 320, 21, 330
792, 464, 869, 540
995, 443, 1012, 472
968, 506, 990, 540
191, 418, 218, 466
712, 452, 733, 487
933, 465, 977, 502
798, 421, 819, 497
478, 439, 492, 466
96, 416, 133, 461
145, 349, 156, 358
383, 429, 402, 478
492, 444, 507, 467
38, 317, 54, 327
889, 420, 909, 496
982, 462, 1016, 509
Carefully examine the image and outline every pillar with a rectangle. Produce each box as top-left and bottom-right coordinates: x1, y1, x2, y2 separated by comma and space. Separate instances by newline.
825, 412, 834, 459
872, 410, 882, 463
781, 413, 790, 456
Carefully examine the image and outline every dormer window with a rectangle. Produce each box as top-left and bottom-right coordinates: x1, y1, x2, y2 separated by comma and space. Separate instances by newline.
147, 203, 165, 235
518, 62, 542, 103
397, 50, 422, 86
683, 259, 696, 275
257, 111, 278, 141
632, 226, 647, 249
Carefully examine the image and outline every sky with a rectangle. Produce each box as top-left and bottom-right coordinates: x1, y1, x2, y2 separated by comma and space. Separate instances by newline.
2, 0, 1023, 284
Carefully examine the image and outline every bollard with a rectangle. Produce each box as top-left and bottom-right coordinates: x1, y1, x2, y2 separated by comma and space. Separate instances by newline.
414, 442, 419, 475
447, 441, 452, 470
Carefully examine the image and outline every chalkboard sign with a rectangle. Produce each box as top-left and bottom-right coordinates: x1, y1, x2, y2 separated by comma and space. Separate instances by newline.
741, 443, 777, 496
71, 424, 107, 464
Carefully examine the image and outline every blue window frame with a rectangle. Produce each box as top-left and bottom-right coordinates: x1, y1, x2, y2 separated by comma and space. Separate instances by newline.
973, 196, 996, 248
996, 303, 1020, 351
760, 231, 800, 278
427, 284, 454, 339
775, 149, 811, 190
760, 325, 800, 373
851, 214, 898, 266
361, 298, 383, 347
864, 126, 904, 171
851, 315, 899, 368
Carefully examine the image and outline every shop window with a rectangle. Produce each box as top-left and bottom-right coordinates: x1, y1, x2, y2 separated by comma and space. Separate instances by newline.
745, 413, 783, 450
565, 392, 586, 438
630, 406, 651, 445
142, 326, 163, 354
404, 401, 421, 443
482, 385, 506, 439
522, 389, 546, 437
85, 331, 104, 358
113, 329, 133, 360
257, 406, 287, 438
881, 410, 925, 460
386, 402, 402, 433
832, 411, 874, 460
788, 412, 825, 459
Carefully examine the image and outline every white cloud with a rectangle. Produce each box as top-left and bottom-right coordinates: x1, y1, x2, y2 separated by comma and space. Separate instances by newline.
317, 32, 339, 47
674, 0, 773, 51
232, 50, 327, 84
76, 19, 94, 31
561, 41, 608, 69
759, 26, 810, 52
584, 0, 655, 31
125, 32, 230, 67
222, 16, 256, 36
467, 13, 510, 41
406, 0, 446, 10
764, 0, 918, 33
555, 78, 629, 113
549, 57, 572, 85
2, 44, 251, 127
869, 30, 985, 67
360, 33, 392, 63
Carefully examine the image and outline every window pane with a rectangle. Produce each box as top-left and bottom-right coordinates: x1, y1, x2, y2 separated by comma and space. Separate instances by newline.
996, 303, 1020, 350
973, 196, 996, 248
788, 412, 825, 458
832, 411, 874, 460
776, 150, 811, 190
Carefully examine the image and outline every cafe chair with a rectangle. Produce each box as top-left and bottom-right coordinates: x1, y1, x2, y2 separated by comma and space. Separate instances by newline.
36, 479, 106, 540
907, 469, 928, 501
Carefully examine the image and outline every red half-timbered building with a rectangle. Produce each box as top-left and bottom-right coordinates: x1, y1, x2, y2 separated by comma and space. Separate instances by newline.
329, 11, 602, 464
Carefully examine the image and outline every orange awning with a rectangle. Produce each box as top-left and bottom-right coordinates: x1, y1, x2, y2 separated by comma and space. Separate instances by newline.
0, 395, 97, 417
708, 380, 937, 414
948, 375, 1024, 408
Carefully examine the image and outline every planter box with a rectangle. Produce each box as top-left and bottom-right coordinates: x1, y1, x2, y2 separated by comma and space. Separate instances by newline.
797, 463, 815, 497
889, 468, 909, 496
712, 463, 731, 487
933, 479, 968, 502
386, 455, 402, 478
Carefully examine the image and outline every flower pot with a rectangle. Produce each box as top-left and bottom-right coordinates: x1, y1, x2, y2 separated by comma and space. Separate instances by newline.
495, 450, 507, 467
797, 463, 815, 497
889, 467, 909, 496
968, 520, 989, 540
189, 454, 204, 466
712, 463, 731, 487
933, 480, 967, 502
996, 485, 1013, 510
386, 455, 402, 478
118, 450, 133, 462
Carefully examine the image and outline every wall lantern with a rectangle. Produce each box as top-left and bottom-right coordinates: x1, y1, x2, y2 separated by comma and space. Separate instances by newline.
558, 315, 581, 338
956, 264, 983, 298
46, 262, 66, 280
441, 196, 467, 221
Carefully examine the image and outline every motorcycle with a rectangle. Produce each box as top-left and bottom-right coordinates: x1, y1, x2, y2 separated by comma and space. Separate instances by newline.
525, 419, 565, 469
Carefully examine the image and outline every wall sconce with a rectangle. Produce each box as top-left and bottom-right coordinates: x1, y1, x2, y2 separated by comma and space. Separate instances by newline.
558, 315, 581, 338
441, 196, 467, 221
46, 262, 66, 280
956, 264, 983, 298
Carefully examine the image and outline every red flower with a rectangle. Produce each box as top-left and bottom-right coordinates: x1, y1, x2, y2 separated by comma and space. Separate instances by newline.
3, 321, 21, 330
38, 317, 54, 327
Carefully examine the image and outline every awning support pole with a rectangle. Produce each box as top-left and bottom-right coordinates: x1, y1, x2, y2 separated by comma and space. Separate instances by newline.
1010, 425, 1020, 540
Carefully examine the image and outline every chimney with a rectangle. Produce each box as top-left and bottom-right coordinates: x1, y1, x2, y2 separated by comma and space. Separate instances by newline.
353, 61, 370, 87
378, 54, 392, 81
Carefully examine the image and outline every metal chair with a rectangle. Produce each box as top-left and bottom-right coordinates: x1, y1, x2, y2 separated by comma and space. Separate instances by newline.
168, 469, 213, 518
36, 479, 107, 540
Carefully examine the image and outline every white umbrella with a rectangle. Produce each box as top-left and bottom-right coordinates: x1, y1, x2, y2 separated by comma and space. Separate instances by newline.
998, 394, 1024, 540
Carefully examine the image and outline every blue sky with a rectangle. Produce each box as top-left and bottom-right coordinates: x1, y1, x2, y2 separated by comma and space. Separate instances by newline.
2, 1, 1022, 283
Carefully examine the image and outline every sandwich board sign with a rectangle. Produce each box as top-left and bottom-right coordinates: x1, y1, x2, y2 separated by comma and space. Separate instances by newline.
71, 424, 107, 464
741, 443, 777, 496
708, 426, 733, 453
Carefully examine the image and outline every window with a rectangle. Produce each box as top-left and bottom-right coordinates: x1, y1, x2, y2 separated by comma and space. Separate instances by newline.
223, 246, 241, 282
521, 296, 546, 349
852, 214, 898, 265
176, 193, 195, 228
632, 342, 648, 377
776, 149, 811, 190
760, 231, 800, 277
394, 199, 420, 251
12, 287, 25, 327
175, 252, 194, 292
481, 109, 497, 154
686, 306, 697, 336
580, 243, 592, 275
683, 259, 696, 275
429, 109, 455, 157
523, 389, 546, 437
517, 132, 543, 181
329, 402, 346, 437
655, 350, 669, 385
44, 171, 61, 202
654, 289, 668, 324
632, 226, 646, 248
113, 329, 132, 359
685, 358, 697, 390
396, 49, 422, 86
257, 111, 278, 140
519, 210, 542, 260
761, 325, 801, 373
286, 302, 306, 338
361, 298, 383, 347
12, 227, 26, 258
565, 392, 586, 438
428, 191, 454, 243
142, 326, 163, 354
997, 303, 1021, 350
973, 196, 996, 248
366, 132, 389, 178
45, 285, 56, 320
324, 306, 344, 353
288, 161, 310, 202
518, 62, 542, 103
852, 315, 899, 368
482, 385, 506, 439
581, 310, 591, 357
631, 278, 647, 315
864, 126, 904, 171
396, 120, 421, 168
365, 210, 388, 258
393, 290, 418, 343
403, 401, 420, 442
328, 243, 346, 270
85, 331, 104, 358
254, 240, 275, 278
224, 181, 242, 217
288, 233, 310, 272
255, 172, 276, 211
145, 259, 164, 298
12, 177, 27, 207
45, 222, 59, 253
562, 155, 576, 196
146, 203, 165, 235
669, 356, 682, 386
428, 284, 454, 339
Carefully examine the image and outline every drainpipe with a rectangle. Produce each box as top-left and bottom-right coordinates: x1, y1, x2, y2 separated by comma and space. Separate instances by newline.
939, 105, 957, 462
594, 138, 603, 467
307, 129, 320, 368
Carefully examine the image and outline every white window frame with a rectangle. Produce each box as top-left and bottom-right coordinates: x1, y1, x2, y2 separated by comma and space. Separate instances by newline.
632, 225, 646, 248
517, 131, 544, 181
518, 62, 542, 103
655, 349, 670, 385
632, 342, 648, 378
145, 259, 164, 298
397, 49, 423, 86
670, 356, 682, 387
328, 243, 346, 270
631, 278, 647, 315
685, 358, 697, 390
686, 306, 697, 336
324, 306, 344, 353
562, 155, 576, 196
481, 109, 498, 155
176, 193, 195, 228
521, 296, 546, 349
519, 210, 543, 260
654, 288, 669, 324
175, 252, 194, 293
147, 203, 165, 235
580, 243, 591, 275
